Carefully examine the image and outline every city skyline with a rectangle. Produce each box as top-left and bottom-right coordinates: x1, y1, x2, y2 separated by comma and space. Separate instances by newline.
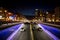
0, 0, 60, 15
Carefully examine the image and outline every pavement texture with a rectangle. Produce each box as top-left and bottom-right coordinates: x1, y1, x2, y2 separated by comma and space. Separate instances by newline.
12, 23, 52, 40
13, 24, 31, 40
33, 24, 52, 40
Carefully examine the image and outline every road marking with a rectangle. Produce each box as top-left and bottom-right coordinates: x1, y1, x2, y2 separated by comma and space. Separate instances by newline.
30, 24, 34, 40
38, 24, 60, 40
7, 24, 24, 40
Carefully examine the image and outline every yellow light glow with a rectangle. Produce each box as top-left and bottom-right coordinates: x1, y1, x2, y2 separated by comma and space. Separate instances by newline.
52, 19, 54, 22
48, 19, 51, 22
0, 10, 2, 12
0, 15, 2, 19
56, 20, 59, 22
8, 12, 12, 15
5, 10, 7, 12
40, 14, 42, 16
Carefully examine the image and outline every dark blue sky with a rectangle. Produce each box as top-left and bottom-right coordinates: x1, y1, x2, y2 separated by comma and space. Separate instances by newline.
0, 0, 60, 15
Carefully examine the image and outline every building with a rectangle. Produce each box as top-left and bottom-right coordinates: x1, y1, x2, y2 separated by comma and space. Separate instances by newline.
35, 9, 45, 21
54, 7, 60, 22
0, 7, 14, 21
0, 7, 8, 21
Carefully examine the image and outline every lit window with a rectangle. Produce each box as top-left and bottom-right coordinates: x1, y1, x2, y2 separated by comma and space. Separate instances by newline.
0, 10, 2, 12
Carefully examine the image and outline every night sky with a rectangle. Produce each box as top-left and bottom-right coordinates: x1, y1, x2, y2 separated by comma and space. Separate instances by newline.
0, 0, 60, 15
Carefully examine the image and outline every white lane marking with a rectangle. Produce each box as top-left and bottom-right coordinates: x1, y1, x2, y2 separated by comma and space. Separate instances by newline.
7, 24, 24, 40
38, 24, 60, 40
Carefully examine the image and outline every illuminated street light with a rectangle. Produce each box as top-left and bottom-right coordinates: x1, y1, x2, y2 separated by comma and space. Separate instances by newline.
35, 9, 38, 10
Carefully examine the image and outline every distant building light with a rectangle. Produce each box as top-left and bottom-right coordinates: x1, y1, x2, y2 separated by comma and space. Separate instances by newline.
52, 19, 54, 22
40, 14, 42, 16
56, 19, 59, 22
48, 19, 51, 22
9, 16, 14, 20
0, 15, 2, 19
52, 15, 55, 16
5, 10, 7, 12
8, 13, 12, 15
46, 12, 48, 14
0, 10, 2, 12
35, 9, 38, 10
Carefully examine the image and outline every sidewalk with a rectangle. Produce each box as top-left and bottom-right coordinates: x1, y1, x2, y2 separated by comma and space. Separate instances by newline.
41, 22, 60, 28
0, 22, 20, 28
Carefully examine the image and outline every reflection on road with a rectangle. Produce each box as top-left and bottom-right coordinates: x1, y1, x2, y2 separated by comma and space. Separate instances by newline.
0, 24, 22, 40
38, 24, 60, 40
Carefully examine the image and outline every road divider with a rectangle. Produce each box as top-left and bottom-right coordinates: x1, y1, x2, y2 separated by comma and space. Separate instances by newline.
30, 24, 34, 40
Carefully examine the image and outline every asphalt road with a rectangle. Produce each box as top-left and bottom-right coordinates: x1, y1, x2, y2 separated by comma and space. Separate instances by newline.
39, 24, 60, 40
0, 24, 22, 40
13, 24, 31, 40
33, 24, 52, 40
12, 23, 52, 40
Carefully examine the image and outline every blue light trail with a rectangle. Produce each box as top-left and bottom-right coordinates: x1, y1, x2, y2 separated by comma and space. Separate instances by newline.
0, 24, 23, 40
38, 24, 60, 40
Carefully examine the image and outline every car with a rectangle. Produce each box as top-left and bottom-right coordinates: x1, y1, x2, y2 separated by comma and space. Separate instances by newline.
32, 27, 43, 32
32, 27, 36, 31
24, 22, 30, 24
37, 27, 43, 31
20, 27, 26, 31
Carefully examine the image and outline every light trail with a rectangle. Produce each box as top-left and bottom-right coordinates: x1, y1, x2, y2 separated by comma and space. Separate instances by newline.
0, 24, 22, 40
38, 24, 60, 40
7, 24, 24, 40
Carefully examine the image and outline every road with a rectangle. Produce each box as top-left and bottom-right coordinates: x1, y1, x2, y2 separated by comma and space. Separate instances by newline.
33, 24, 52, 40
0, 24, 22, 40
39, 24, 60, 40
0, 23, 58, 40
12, 23, 52, 40
12, 24, 30, 40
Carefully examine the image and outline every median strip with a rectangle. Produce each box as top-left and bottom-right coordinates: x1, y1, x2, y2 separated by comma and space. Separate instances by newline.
30, 24, 34, 40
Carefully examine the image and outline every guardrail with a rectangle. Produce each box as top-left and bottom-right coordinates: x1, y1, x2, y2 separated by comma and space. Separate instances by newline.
41, 23, 60, 28
0, 22, 21, 28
